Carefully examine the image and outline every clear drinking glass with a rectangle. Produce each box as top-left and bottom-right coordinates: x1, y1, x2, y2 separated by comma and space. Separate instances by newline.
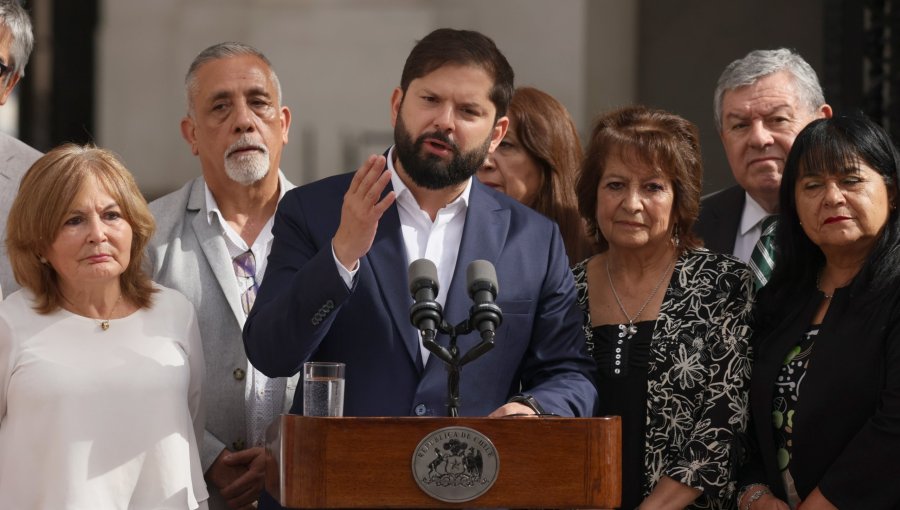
302, 362, 345, 417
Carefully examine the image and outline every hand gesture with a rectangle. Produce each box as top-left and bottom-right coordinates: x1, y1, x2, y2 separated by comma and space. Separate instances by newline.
332, 154, 396, 270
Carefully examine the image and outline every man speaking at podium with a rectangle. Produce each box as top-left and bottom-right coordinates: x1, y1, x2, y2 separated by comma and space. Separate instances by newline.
244, 29, 596, 430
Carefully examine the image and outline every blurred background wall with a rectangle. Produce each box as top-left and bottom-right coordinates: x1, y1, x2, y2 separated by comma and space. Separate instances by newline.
6, 0, 892, 200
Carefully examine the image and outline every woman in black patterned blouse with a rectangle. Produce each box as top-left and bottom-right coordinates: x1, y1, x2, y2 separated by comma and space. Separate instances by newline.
573, 106, 754, 509
738, 115, 900, 510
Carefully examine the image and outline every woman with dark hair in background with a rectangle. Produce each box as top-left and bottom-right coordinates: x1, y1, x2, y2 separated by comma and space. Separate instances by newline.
478, 86, 591, 264
738, 115, 900, 509
574, 106, 753, 509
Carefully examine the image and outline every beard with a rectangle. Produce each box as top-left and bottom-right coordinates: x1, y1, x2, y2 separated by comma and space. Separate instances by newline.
224, 134, 271, 185
394, 114, 493, 190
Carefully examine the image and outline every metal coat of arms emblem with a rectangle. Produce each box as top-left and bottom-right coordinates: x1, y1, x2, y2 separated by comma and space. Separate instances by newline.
411, 426, 500, 502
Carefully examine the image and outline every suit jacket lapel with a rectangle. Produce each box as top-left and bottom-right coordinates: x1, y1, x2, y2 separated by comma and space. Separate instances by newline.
436, 182, 510, 366
712, 186, 744, 253
366, 183, 423, 368
368, 179, 511, 370
187, 178, 247, 327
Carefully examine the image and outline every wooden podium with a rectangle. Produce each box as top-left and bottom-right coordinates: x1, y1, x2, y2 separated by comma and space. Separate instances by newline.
266, 415, 621, 509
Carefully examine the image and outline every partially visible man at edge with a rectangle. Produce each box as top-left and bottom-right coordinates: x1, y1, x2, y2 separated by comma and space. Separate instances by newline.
148, 42, 298, 510
695, 49, 832, 275
0, 0, 39, 296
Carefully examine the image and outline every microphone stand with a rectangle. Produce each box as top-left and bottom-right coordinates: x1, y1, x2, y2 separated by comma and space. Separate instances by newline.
408, 258, 502, 417
417, 304, 500, 417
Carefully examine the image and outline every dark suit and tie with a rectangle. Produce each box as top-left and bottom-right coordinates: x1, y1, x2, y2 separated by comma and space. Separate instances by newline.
695, 185, 777, 289
699, 49, 832, 303
243, 169, 597, 419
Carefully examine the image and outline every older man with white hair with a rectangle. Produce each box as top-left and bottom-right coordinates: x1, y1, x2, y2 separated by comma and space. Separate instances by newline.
148, 42, 298, 510
695, 48, 832, 289
0, 0, 39, 296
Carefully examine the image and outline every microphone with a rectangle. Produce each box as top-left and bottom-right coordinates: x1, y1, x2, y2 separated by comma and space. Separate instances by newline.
408, 259, 452, 363
461, 260, 502, 364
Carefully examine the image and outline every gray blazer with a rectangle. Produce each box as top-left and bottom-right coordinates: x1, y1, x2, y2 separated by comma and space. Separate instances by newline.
147, 175, 298, 509
0, 132, 41, 296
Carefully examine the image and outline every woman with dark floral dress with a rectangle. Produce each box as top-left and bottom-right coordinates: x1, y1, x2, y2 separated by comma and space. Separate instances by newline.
574, 106, 754, 509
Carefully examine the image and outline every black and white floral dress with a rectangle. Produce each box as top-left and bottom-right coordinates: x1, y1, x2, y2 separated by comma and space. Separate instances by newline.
573, 249, 754, 509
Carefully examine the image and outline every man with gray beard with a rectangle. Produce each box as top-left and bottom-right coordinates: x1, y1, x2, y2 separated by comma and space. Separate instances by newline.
147, 42, 298, 510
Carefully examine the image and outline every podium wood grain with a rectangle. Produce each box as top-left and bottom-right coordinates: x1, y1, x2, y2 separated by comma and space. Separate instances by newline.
266, 416, 621, 508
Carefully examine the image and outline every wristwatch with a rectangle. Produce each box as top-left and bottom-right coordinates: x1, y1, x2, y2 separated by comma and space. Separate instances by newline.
508, 394, 545, 415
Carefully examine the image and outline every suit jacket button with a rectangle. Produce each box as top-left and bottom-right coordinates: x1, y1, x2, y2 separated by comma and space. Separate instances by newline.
232, 439, 245, 450
233, 368, 246, 381
414, 404, 427, 416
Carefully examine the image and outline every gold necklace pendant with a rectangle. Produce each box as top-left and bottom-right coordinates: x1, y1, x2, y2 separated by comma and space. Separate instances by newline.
98, 294, 122, 332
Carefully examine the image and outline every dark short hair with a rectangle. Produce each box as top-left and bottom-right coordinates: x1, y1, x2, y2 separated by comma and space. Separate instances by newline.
6, 144, 157, 313
506, 87, 590, 263
399, 28, 514, 119
760, 114, 900, 324
576, 105, 703, 253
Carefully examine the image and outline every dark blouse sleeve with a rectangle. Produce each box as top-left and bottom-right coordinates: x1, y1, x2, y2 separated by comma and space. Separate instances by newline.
817, 297, 900, 507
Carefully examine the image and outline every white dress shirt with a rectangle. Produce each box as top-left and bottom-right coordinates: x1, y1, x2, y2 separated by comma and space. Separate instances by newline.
733, 192, 776, 263
205, 174, 288, 448
334, 146, 471, 364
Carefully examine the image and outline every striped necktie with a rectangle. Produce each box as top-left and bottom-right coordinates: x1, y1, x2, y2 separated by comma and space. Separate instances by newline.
749, 216, 777, 290
232, 250, 259, 315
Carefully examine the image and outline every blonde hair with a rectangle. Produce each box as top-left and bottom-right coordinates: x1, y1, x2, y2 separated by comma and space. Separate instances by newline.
7, 144, 157, 313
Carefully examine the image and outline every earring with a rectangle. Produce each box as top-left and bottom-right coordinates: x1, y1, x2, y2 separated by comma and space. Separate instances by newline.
672, 223, 681, 247
38, 255, 47, 264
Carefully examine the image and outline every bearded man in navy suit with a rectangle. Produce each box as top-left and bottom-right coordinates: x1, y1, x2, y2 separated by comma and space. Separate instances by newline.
244, 28, 596, 438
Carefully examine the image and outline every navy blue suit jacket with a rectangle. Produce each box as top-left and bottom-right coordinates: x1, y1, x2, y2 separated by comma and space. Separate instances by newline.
243, 170, 597, 419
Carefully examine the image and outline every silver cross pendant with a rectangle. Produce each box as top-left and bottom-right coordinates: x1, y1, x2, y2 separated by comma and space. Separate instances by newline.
618, 323, 637, 338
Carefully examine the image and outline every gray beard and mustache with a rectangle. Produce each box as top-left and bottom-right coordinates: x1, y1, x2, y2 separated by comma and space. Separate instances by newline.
394, 114, 493, 190
224, 134, 270, 185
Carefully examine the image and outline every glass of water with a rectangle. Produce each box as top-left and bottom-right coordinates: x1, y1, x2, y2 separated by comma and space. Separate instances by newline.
303, 362, 345, 417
